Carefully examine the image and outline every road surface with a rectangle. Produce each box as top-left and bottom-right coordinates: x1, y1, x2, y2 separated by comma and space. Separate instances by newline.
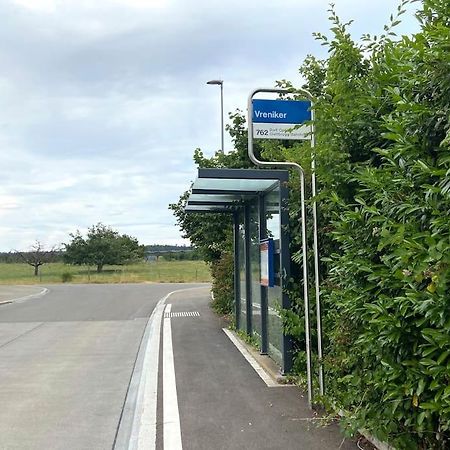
0, 284, 357, 450
0, 284, 199, 449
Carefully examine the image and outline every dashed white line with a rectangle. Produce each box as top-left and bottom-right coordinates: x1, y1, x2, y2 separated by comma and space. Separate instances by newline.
164, 311, 200, 318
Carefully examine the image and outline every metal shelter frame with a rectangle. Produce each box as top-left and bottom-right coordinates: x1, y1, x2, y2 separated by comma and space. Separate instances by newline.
186, 168, 294, 373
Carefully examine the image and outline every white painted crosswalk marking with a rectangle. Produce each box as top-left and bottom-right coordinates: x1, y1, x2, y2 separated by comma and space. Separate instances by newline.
164, 311, 200, 318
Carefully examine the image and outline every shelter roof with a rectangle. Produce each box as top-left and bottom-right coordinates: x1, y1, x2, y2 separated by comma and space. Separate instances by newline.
185, 168, 288, 213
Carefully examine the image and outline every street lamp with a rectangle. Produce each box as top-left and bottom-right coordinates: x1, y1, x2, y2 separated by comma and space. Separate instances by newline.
206, 79, 224, 153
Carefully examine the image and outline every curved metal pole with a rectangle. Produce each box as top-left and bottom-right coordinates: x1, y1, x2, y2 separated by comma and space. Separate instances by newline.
220, 82, 224, 153
247, 87, 313, 407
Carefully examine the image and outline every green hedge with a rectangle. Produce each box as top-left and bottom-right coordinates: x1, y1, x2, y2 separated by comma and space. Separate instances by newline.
274, 1, 450, 447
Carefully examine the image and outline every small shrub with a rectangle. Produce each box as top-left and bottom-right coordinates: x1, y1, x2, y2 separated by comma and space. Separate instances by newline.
61, 272, 73, 283
210, 252, 234, 315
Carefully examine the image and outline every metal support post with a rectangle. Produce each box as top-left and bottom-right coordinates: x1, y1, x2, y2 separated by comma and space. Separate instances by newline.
244, 204, 252, 335
259, 195, 268, 354
233, 212, 241, 330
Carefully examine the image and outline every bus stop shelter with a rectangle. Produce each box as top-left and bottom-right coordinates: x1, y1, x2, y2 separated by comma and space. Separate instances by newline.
185, 168, 293, 373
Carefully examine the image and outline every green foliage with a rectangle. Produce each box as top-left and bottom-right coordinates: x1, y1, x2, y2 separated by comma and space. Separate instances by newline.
64, 223, 144, 273
172, 2, 449, 447
210, 252, 234, 315
274, 1, 450, 448
61, 272, 73, 283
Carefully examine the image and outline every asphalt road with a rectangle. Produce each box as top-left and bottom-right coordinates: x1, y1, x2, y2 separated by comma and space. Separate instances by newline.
0, 284, 357, 450
0, 283, 203, 450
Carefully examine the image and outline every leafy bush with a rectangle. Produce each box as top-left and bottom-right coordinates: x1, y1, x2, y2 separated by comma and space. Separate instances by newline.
210, 252, 234, 316
61, 272, 73, 283
273, 1, 450, 447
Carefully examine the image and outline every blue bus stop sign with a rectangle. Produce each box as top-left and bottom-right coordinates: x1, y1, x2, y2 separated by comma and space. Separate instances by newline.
252, 99, 312, 140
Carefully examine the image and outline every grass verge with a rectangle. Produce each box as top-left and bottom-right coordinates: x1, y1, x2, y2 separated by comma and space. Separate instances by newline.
0, 260, 211, 284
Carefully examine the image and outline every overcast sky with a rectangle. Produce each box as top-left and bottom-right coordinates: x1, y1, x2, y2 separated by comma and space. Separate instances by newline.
0, 0, 420, 251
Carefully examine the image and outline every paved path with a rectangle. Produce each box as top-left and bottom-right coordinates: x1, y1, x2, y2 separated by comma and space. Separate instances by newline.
156, 288, 357, 450
0, 284, 357, 449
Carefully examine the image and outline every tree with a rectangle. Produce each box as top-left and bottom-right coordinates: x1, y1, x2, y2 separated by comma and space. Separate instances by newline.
169, 111, 259, 313
15, 241, 60, 276
64, 223, 144, 272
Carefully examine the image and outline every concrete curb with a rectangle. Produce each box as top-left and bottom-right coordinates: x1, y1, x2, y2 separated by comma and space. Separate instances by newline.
0, 287, 49, 305
223, 328, 291, 387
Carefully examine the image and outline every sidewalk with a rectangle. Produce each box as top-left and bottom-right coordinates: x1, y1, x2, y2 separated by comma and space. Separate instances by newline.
166, 286, 358, 450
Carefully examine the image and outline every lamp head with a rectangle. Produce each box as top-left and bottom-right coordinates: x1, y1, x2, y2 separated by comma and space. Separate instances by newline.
206, 80, 223, 85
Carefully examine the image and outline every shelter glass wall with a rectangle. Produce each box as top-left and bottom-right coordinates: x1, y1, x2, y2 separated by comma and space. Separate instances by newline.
265, 187, 283, 365
238, 220, 246, 331
249, 202, 261, 342
185, 168, 292, 373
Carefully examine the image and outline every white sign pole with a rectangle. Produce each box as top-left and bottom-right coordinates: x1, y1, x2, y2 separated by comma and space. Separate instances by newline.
247, 87, 314, 408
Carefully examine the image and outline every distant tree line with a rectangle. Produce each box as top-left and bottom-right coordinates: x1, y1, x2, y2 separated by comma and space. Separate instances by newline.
0, 251, 63, 264
144, 244, 202, 261
0, 227, 202, 275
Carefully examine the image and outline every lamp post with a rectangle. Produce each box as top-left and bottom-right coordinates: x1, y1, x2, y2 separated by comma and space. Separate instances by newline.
206, 79, 224, 153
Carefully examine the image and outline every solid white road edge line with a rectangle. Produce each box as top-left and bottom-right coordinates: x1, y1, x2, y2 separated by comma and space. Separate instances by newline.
222, 328, 281, 388
163, 304, 183, 450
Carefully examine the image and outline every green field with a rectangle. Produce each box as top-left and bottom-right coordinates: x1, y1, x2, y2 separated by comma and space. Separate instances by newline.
0, 260, 212, 285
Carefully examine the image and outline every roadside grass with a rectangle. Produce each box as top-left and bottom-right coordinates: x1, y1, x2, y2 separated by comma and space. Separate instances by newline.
0, 260, 212, 285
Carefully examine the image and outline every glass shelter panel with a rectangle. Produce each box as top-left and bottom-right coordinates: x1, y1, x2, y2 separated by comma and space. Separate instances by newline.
249, 203, 261, 342
265, 187, 283, 365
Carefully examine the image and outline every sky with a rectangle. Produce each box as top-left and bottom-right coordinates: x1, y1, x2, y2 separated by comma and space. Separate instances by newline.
0, 0, 421, 251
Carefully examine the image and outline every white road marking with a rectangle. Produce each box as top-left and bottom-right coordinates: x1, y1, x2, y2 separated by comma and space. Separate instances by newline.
127, 286, 206, 449
164, 311, 200, 318
163, 304, 183, 450
0, 288, 49, 305
129, 297, 165, 450
222, 328, 282, 388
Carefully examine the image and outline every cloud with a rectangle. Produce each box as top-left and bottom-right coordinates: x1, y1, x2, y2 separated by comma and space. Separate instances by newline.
0, 0, 421, 250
